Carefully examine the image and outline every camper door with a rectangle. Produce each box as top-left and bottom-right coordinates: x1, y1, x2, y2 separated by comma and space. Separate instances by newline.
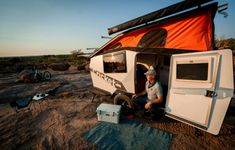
165, 49, 234, 135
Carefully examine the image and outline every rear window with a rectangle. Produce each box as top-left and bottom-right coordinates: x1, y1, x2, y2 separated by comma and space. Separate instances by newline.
103, 51, 127, 73
176, 63, 208, 81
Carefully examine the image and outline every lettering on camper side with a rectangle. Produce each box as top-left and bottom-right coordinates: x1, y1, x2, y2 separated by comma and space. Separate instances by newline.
90, 68, 127, 92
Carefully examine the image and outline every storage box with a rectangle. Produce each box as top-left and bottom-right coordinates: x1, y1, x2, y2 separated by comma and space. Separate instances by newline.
96, 103, 121, 124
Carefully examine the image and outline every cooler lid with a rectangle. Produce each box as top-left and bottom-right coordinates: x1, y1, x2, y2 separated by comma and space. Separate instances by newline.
97, 103, 121, 114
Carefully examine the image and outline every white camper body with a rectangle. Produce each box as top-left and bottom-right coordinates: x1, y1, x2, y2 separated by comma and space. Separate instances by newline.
90, 49, 234, 135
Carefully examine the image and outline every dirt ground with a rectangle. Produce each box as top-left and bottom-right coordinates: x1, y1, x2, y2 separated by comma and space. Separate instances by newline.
0, 70, 234, 150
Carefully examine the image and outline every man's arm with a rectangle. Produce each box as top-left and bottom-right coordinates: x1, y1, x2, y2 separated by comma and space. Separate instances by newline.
144, 96, 163, 109
136, 89, 147, 97
132, 89, 147, 99
151, 96, 163, 104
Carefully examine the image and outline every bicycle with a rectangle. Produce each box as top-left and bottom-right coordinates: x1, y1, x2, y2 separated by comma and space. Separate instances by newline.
33, 67, 51, 82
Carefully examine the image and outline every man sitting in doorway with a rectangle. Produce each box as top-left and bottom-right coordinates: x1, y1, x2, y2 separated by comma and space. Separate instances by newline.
133, 67, 163, 120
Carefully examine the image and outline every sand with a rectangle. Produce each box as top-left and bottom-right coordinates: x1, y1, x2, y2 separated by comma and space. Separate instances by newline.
0, 70, 234, 149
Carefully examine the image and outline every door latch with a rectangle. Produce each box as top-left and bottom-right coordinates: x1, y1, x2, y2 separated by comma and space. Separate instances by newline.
205, 90, 217, 97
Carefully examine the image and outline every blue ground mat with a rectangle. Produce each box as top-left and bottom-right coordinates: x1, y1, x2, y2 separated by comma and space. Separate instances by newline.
81, 117, 172, 150
10, 97, 32, 109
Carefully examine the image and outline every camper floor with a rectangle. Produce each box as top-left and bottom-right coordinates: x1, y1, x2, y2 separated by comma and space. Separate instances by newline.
0, 70, 234, 150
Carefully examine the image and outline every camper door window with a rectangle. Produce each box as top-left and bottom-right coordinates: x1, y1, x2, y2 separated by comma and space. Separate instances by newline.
103, 51, 127, 73
175, 59, 212, 82
177, 63, 208, 80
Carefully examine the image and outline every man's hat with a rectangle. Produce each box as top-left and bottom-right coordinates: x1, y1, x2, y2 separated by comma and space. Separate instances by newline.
144, 68, 156, 76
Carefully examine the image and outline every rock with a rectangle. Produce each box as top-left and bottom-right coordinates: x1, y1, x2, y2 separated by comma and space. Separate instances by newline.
59, 92, 71, 98
17, 69, 35, 83
76, 62, 90, 71
69, 65, 78, 71
77, 65, 85, 70
49, 62, 70, 71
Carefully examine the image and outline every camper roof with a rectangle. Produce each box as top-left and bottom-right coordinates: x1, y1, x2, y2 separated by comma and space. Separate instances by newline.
91, 1, 218, 58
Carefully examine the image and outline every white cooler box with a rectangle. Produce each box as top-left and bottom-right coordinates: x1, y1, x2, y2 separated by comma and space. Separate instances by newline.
96, 103, 121, 124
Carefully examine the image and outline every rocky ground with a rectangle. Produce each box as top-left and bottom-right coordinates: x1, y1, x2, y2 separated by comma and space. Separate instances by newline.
0, 70, 234, 150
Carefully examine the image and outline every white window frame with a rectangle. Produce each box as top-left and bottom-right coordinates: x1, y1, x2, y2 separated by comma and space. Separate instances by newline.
175, 57, 213, 83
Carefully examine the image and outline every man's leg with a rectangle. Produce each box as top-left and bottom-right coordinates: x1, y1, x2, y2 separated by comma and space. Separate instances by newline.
149, 103, 165, 120
133, 97, 148, 110
133, 97, 149, 118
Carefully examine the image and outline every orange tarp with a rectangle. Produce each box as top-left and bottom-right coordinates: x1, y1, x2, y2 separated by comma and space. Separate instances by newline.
102, 8, 214, 52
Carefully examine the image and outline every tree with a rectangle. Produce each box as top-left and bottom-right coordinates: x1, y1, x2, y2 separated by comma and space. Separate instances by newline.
70, 49, 83, 58
215, 36, 235, 50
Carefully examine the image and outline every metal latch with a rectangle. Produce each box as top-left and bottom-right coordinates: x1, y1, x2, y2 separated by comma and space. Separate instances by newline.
205, 90, 217, 98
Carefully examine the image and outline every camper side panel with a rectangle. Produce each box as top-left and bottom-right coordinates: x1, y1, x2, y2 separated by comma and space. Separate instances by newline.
90, 51, 136, 94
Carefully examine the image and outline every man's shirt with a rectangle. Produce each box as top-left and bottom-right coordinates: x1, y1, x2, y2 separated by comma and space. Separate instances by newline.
145, 81, 163, 101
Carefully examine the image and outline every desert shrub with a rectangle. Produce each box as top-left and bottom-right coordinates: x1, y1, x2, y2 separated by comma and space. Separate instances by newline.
69, 50, 88, 66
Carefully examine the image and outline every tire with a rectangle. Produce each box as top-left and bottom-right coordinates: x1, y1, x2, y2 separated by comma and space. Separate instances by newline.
114, 94, 134, 109
43, 71, 51, 81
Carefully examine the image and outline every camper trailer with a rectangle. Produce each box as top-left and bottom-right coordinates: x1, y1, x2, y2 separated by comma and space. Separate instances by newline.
89, 0, 234, 135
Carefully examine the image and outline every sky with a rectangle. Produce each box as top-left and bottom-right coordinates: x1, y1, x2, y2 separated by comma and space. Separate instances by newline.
0, 0, 234, 57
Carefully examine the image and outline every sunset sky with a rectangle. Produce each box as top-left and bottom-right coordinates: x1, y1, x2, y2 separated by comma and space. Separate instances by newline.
0, 0, 234, 57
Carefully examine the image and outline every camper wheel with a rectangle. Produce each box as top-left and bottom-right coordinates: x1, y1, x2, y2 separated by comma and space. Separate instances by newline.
114, 94, 134, 109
